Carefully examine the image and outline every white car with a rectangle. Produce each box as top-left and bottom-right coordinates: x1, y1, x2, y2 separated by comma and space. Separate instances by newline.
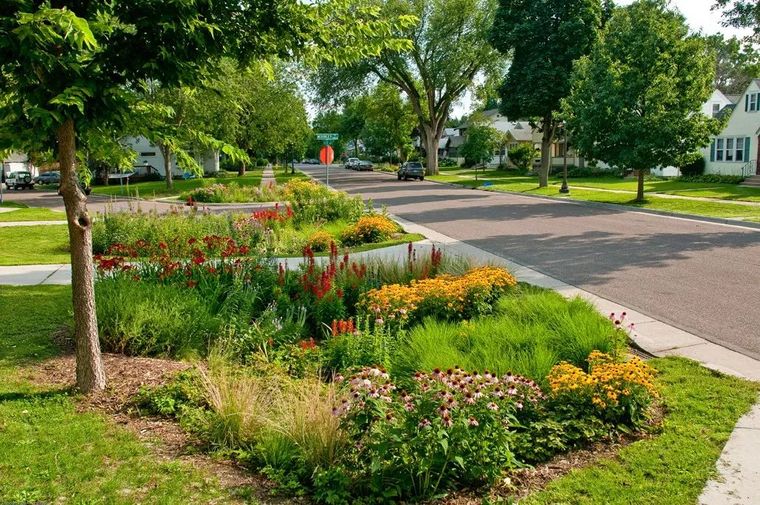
4, 171, 35, 190
344, 157, 360, 169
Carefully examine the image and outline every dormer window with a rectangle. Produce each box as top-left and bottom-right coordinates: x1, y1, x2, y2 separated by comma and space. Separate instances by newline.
748, 92, 759, 112
712, 103, 720, 116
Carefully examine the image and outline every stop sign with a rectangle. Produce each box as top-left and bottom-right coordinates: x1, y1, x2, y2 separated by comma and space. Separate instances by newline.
319, 145, 335, 165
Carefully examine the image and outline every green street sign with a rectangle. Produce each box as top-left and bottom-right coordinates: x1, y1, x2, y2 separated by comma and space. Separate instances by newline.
316, 133, 339, 141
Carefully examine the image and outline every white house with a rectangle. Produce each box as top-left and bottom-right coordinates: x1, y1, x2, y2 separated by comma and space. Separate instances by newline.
702, 89, 735, 118
704, 79, 760, 177
123, 136, 219, 177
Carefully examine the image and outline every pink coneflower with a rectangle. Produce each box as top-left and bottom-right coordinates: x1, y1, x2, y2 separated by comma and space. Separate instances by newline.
441, 415, 453, 427
418, 418, 432, 428
487, 402, 499, 411
468, 416, 479, 427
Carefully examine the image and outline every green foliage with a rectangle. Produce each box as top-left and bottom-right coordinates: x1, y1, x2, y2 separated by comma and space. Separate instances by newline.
675, 174, 745, 184
95, 277, 222, 356
392, 288, 626, 382
508, 143, 537, 170
281, 180, 364, 225
460, 122, 504, 165
0, 225, 70, 266
361, 84, 417, 160
679, 155, 706, 177
705, 34, 760, 94
133, 370, 206, 417
564, 0, 723, 173
713, 0, 759, 44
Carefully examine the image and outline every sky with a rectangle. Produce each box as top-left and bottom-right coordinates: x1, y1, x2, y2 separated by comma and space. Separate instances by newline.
450, 0, 751, 118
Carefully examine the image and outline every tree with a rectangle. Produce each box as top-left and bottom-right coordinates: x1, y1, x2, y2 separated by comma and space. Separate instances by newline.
341, 97, 369, 157
489, 0, 602, 188
313, 0, 504, 175
459, 123, 503, 166
706, 34, 760, 95
714, 0, 759, 44
362, 84, 417, 161
563, 0, 722, 203
0, 1, 414, 393
508, 143, 537, 171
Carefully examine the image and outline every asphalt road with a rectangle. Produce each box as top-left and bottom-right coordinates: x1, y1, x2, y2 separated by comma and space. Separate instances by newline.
302, 164, 760, 360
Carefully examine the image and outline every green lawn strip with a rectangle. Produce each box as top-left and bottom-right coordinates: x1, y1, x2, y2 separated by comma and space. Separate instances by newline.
0, 286, 242, 504
0, 225, 70, 265
430, 170, 760, 220
0, 201, 28, 209
274, 168, 310, 184
90, 171, 263, 199
523, 357, 760, 505
0, 207, 66, 222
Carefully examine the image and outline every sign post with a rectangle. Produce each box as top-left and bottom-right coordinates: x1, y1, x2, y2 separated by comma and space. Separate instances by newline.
316, 133, 339, 185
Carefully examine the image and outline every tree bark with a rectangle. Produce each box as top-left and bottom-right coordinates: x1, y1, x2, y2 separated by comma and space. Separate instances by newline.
636, 169, 645, 202
538, 115, 555, 188
238, 160, 246, 177
57, 118, 106, 393
161, 144, 173, 190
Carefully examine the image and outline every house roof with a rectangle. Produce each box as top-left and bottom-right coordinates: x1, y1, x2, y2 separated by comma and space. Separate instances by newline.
726, 94, 741, 104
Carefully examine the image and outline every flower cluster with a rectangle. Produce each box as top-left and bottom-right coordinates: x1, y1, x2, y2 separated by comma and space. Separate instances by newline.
359, 266, 517, 322
331, 319, 356, 336
298, 243, 366, 301
548, 352, 658, 425
305, 230, 335, 252
248, 203, 294, 225
340, 214, 400, 246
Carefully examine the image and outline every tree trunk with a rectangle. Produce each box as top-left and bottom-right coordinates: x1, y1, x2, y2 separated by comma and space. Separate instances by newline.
424, 132, 440, 176
57, 119, 106, 393
354, 139, 359, 157
636, 169, 645, 202
238, 160, 246, 177
159, 143, 173, 190
538, 117, 554, 188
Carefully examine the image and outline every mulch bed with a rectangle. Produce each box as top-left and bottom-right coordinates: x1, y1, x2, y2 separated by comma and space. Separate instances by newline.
27, 352, 297, 504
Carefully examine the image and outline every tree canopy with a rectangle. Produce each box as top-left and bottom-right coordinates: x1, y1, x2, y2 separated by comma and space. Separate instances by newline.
563, 0, 722, 202
489, 0, 602, 188
714, 0, 760, 44
0, 0, 416, 392
706, 34, 760, 95
312, 0, 505, 174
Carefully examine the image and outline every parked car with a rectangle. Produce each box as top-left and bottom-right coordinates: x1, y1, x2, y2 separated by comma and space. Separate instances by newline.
4, 171, 35, 190
302, 158, 321, 165
356, 160, 374, 171
34, 171, 61, 185
344, 157, 360, 169
397, 162, 425, 181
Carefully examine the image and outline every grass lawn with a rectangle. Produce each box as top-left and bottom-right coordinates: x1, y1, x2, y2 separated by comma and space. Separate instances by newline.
430, 168, 760, 221
0, 286, 242, 504
0, 225, 70, 265
90, 171, 263, 199
0, 206, 66, 222
274, 167, 310, 184
524, 357, 759, 505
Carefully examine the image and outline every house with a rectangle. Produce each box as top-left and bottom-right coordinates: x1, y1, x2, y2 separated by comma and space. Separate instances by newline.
123, 136, 219, 177
704, 79, 760, 177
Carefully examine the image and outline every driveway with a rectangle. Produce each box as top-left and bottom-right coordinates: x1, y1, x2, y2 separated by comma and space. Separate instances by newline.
302, 165, 760, 359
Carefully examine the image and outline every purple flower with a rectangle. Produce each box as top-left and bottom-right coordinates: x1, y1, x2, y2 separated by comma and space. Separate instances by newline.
487, 402, 499, 411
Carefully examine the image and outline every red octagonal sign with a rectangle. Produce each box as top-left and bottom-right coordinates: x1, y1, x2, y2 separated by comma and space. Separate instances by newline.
319, 145, 335, 165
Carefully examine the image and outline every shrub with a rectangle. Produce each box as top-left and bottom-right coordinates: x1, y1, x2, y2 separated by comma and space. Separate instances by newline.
358, 266, 517, 324
675, 174, 744, 184
133, 369, 205, 417
565, 165, 624, 178
187, 182, 279, 203
305, 230, 335, 252
336, 366, 543, 499
281, 180, 364, 224
439, 157, 458, 167
508, 144, 537, 171
547, 351, 658, 428
679, 154, 706, 177
339, 214, 400, 246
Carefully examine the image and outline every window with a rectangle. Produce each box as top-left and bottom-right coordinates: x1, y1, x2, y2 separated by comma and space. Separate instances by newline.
716, 138, 724, 161
726, 138, 734, 161
714, 137, 748, 163
750, 93, 758, 112
712, 103, 721, 116
736, 138, 745, 162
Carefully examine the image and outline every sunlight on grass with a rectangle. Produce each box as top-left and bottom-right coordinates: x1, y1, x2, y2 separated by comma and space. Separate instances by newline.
0, 225, 70, 265
91, 171, 264, 199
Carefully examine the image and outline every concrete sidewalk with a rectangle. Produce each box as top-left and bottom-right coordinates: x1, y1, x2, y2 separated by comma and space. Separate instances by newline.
0, 220, 66, 227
